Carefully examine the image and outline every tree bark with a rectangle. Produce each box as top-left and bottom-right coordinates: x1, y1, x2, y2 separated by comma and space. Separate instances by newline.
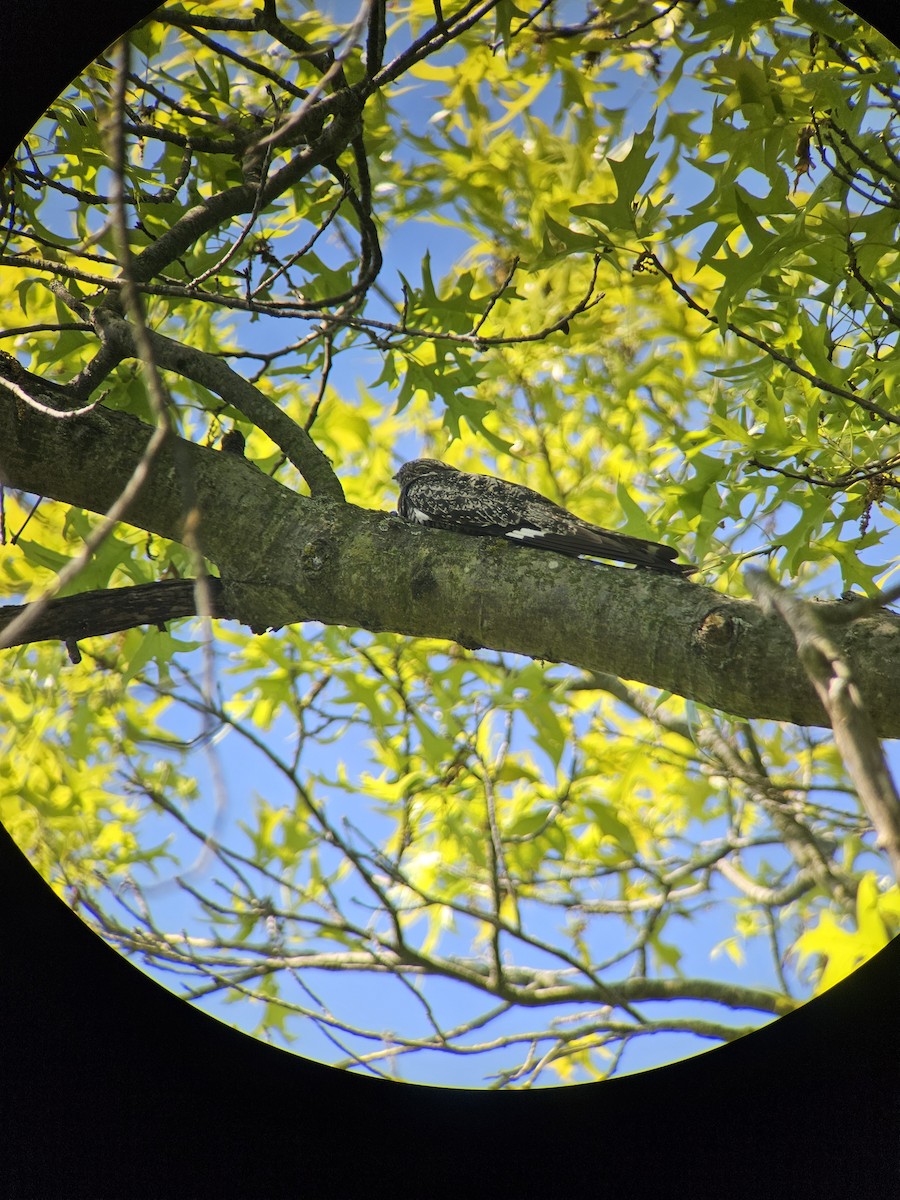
3, 389, 900, 735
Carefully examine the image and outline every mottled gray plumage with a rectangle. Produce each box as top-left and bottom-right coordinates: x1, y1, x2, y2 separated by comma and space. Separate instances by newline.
394, 459, 694, 576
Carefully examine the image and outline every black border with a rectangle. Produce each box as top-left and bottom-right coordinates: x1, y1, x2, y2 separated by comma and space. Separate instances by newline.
1, 3, 899, 1196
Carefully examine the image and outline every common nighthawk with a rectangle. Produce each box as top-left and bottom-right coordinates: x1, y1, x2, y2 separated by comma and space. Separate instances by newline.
395, 459, 694, 576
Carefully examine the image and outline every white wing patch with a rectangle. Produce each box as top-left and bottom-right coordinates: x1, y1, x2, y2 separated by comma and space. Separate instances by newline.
411, 508, 432, 524
505, 527, 545, 542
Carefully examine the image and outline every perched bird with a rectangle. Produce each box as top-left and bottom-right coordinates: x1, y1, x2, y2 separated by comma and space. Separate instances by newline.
394, 458, 694, 576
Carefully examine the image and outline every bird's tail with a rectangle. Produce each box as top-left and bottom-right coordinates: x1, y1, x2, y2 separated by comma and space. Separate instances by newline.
539, 525, 695, 576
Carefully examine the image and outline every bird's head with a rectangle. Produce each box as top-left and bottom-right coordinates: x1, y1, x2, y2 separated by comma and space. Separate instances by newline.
394, 459, 457, 487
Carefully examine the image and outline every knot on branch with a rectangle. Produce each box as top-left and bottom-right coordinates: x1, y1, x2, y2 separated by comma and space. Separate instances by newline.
693, 607, 735, 651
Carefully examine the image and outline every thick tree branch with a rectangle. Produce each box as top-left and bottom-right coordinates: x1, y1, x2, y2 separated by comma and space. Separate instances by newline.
2, 391, 900, 736
0, 579, 228, 646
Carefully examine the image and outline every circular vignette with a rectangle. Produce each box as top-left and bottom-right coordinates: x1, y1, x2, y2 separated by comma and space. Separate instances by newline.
1, 1, 900, 1194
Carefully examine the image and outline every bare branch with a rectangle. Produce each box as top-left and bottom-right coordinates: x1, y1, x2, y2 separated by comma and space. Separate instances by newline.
748, 569, 900, 880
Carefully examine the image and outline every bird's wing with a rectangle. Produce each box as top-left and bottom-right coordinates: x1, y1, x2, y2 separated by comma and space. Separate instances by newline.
404, 473, 529, 528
